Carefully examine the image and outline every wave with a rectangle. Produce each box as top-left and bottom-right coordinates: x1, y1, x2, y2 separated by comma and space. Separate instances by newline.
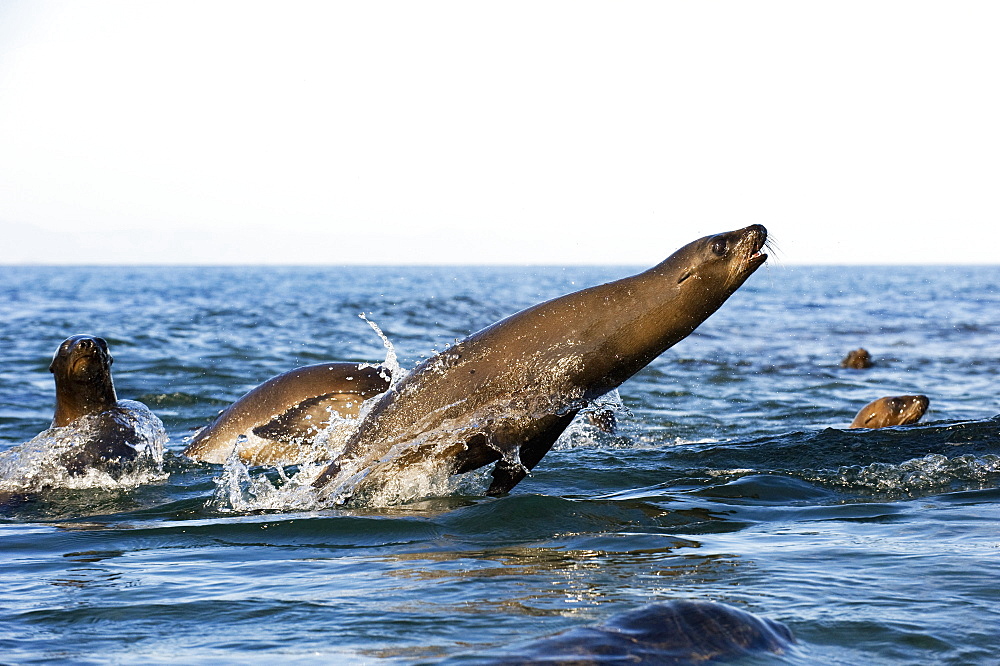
812, 453, 1000, 496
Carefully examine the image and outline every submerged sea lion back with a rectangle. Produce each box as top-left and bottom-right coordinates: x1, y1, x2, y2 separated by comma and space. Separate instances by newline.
487, 599, 794, 664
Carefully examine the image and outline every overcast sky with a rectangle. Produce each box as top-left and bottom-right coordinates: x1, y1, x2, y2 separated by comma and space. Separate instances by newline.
1, 1, 997, 265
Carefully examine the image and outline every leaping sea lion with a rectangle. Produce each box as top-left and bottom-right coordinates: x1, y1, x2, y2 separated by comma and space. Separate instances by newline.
849, 395, 929, 429
183, 363, 391, 464
313, 224, 769, 499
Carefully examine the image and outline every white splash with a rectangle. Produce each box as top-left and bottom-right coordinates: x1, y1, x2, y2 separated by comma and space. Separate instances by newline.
358, 312, 402, 388
0, 403, 168, 495
208, 439, 479, 513
210, 450, 323, 513
556, 389, 631, 450
820, 453, 1000, 493
207, 409, 498, 513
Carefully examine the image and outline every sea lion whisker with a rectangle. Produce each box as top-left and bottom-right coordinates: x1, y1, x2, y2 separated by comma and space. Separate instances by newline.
763, 237, 779, 257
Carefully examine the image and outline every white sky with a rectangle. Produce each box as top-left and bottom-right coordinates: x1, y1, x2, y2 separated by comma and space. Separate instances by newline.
0, 1, 997, 265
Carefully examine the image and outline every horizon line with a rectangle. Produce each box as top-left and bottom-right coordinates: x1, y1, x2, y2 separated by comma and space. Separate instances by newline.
0, 261, 996, 269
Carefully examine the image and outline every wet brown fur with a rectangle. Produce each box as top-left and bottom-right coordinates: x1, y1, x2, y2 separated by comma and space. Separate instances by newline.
315, 225, 769, 497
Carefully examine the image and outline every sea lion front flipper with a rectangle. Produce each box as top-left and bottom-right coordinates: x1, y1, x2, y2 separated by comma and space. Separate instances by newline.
252, 394, 359, 443
486, 412, 577, 496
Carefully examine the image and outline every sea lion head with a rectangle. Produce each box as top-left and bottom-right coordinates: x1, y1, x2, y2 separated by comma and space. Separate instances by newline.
849, 394, 930, 429
50, 334, 114, 380
587, 225, 769, 395
49, 334, 118, 426
841, 348, 872, 369
673, 224, 769, 294
654, 225, 768, 330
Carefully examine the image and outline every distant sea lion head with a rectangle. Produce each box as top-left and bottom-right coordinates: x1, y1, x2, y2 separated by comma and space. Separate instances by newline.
841, 348, 872, 369
49, 334, 118, 427
849, 394, 929, 429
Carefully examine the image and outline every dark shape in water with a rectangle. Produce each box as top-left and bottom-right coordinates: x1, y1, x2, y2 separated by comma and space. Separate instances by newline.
314, 225, 768, 498
584, 407, 618, 433
486, 599, 794, 665
840, 348, 872, 369
183, 362, 391, 464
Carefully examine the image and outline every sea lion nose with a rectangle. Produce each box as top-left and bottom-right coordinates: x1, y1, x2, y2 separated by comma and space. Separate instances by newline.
78, 338, 94, 349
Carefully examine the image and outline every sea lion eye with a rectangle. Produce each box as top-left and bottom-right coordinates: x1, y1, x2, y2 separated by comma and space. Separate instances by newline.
711, 239, 728, 256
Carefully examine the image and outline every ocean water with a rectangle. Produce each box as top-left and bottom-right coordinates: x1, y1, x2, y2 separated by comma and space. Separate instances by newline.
1, 263, 999, 664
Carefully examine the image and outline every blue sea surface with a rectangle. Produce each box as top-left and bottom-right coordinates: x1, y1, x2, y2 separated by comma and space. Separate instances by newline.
1, 263, 999, 664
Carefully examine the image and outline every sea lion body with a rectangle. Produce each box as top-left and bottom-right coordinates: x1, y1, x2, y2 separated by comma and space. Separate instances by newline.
849, 395, 929, 429
183, 363, 390, 464
490, 600, 793, 664
316, 225, 768, 498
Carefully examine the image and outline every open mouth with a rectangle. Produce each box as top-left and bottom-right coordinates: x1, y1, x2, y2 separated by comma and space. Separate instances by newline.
747, 225, 769, 263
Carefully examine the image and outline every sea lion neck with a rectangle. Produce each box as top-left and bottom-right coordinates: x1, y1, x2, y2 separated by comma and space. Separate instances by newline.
52, 371, 118, 427
584, 226, 767, 390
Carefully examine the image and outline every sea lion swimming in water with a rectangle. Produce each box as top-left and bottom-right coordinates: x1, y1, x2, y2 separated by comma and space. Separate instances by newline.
849, 395, 929, 429
1, 335, 165, 489
45, 334, 165, 474
313, 225, 768, 500
183, 363, 391, 464
1, 335, 165, 509
485, 599, 793, 665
